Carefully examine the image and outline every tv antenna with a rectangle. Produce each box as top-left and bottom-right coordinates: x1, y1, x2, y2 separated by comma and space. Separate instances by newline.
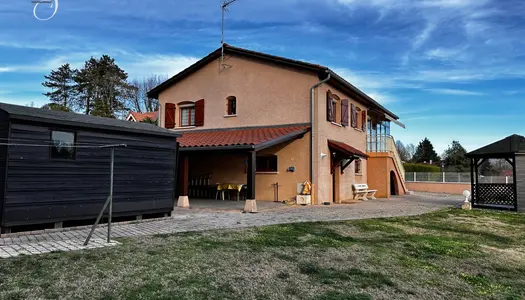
220, 0, 239, 72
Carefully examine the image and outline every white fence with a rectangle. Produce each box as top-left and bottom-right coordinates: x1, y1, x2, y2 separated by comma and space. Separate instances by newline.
405, 172, 513, 184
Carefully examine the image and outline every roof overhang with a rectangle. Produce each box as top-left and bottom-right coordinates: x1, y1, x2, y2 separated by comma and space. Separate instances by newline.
328, 139, 369, 159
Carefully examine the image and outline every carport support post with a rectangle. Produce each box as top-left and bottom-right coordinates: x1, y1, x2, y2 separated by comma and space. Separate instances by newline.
177, 155, 190, 208
244, 151, 258, 213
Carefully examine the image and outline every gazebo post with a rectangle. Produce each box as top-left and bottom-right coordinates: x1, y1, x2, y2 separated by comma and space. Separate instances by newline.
470, 158, 475, 205
474, 158, 480, 206
512, 154, 518, 211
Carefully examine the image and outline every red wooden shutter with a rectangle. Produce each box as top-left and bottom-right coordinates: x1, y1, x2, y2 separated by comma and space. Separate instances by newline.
165, 103, 176, 129
195, 99, 205, 127
326, 91, 333, 122
351, 104, 357, 128
341, 99, 349, 126
361, 111, 367, 131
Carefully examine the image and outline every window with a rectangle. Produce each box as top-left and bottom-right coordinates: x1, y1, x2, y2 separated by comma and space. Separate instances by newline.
256, 155, 278, 172
227, 96, 237, 115
326, 91, 340, 123
355, 159, 362, 174
51, 131, 76, 159
180, 105, 195, 127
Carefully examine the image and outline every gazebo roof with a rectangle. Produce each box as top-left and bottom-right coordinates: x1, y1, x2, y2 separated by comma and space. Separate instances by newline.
467, 134, 525, 158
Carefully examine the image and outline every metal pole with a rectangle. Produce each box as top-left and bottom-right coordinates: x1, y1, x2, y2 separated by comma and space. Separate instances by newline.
443, 172, 445, 183
83, 196, 111, 246
108, 147, 114, 243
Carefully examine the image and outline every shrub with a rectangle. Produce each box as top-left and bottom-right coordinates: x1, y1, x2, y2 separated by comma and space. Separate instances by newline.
403, 163, 441, 173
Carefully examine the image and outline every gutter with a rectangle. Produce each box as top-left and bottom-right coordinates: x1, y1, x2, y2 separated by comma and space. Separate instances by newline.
310, 71, 331, 189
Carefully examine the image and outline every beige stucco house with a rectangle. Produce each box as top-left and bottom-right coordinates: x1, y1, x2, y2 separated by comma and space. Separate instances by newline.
148, 44, 407, 212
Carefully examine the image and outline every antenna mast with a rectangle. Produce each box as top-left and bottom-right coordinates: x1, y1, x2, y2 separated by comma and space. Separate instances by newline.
220, 0, 238, 72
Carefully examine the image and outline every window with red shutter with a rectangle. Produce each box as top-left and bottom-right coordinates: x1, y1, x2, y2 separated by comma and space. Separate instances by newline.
361, 111, 367, 131
194, 99, 205, 127
341, 99, 349, 126
351, 104, 357, 128
164, 103, 176, 129
326, 91, 334, 122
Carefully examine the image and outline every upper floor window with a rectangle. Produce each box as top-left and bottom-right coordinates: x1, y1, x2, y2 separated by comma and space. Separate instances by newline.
226, 96, 237, 116
51, 131, 76, 160
327, 91, 341, 124
180, 103, 195, 127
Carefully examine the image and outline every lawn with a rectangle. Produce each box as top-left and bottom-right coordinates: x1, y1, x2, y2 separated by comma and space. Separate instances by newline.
1, 208, 525, 300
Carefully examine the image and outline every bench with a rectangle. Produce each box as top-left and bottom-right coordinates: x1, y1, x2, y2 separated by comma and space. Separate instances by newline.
352, 184, 377, 201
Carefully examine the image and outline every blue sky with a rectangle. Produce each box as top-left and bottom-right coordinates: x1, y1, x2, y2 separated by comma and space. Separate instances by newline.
1, 0, 524, 153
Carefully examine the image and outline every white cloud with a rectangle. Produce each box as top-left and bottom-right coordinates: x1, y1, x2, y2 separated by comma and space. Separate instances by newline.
425, 88, 484, 96
121, 54, 199, 79
0, 67, 10, 72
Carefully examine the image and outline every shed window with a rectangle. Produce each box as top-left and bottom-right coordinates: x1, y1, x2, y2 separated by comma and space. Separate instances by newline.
256, 155, 278, 172
227, 96, 237, 115
180, 105, 195, 127
51, 131, 76, 160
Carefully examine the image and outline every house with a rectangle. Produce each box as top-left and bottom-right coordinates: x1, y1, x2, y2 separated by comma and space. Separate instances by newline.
126, 111, 159, 123
148, 44, 407, 212
0, 103, 180, 233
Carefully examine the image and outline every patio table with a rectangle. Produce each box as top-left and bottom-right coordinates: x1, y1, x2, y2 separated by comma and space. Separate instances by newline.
216, 183, 245, 201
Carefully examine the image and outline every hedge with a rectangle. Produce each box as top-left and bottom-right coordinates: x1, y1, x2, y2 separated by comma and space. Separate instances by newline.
403, 163, 441, 173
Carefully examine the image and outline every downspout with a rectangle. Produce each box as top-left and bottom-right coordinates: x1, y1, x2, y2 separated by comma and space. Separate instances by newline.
310, 71, 331, 190
157, 102, 162, 127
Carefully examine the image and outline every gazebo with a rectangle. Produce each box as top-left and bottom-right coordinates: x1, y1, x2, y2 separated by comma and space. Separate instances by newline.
466, 134, 525, 212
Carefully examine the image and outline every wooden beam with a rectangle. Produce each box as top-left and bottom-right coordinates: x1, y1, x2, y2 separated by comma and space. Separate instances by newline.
470, 158, 475, 203
246, 151, 256, 200
476, 158, 487, 168
512, 154, 518, 211
341, 157, 355, 174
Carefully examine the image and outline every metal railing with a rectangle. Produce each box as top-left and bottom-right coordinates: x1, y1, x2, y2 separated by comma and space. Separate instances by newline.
367, 135, 405, 181
405, 172, 514, 184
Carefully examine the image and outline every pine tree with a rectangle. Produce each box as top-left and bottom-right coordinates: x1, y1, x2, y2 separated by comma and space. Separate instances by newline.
74, 55, 130, 118
413, 138, 440, 164
42, 63, 77, 111
442, 141, 469, 172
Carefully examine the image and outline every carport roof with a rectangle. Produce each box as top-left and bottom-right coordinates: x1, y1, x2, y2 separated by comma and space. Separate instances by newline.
178, 124, 310, 151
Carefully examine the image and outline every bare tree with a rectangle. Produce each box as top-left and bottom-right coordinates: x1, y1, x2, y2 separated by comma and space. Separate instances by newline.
395, 140, 410, 162
405, 143, 416, 162
127, 75, 167, 113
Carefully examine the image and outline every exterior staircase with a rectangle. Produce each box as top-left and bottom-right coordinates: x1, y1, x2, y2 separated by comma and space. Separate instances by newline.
367, 135, 408, 194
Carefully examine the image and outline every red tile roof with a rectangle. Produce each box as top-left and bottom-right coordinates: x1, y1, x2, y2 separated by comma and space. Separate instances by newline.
179, 124, 310, 149
128, 111, 159, 122
328, 139, 369, 159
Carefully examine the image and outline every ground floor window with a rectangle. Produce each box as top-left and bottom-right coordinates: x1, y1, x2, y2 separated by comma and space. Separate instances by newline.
256, 155, 278, 172
355, 159, 362, 174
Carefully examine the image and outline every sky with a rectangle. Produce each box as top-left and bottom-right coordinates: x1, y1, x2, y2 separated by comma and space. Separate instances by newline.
0, 0, 524, 154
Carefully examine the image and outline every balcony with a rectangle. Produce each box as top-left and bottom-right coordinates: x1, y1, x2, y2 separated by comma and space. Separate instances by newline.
367, 134, 405, 182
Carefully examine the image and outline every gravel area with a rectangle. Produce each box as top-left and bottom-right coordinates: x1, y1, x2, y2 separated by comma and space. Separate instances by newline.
0, 193, 462, 257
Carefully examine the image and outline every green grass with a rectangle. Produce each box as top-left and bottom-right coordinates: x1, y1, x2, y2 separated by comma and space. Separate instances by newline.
1, 208, 525, 299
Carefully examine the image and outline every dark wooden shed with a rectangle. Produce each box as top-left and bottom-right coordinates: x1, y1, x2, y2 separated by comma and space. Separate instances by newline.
466, 134, 525, 212
0, 103, 180, 233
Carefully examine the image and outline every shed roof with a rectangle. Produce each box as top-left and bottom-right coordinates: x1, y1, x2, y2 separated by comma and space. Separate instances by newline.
127, 111, 159, 122
466, 134, 525, 158
147, 44, 399, 120
0, 102, 180, 138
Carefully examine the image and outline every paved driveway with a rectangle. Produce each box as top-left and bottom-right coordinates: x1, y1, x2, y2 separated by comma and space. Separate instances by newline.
0, 193, 462, 258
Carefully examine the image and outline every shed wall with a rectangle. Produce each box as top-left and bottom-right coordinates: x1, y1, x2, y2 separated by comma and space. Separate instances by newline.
2, 121, 178, 227
0, 110, 9, 227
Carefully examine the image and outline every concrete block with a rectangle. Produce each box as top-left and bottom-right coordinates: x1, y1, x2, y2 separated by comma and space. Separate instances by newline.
244, 199, 258, 213
177, 196, 190, 208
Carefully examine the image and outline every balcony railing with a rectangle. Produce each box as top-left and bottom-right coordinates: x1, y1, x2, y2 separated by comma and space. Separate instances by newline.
367, 135, 405, 181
